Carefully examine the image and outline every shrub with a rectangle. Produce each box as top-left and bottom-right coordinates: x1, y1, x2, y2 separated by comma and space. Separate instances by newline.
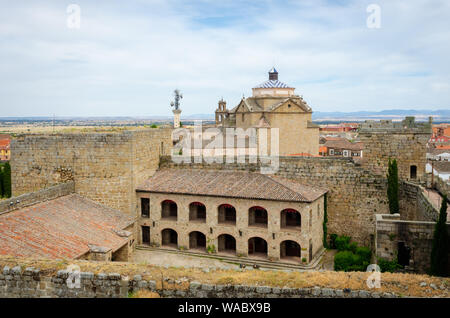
1, 162, 11, 198
334, 251, 358, 271
377, 257, 402, 273
349, 241, 358, 254
356, 246, 372, 263
150, 124, 158, 128
335, 235, 351, 251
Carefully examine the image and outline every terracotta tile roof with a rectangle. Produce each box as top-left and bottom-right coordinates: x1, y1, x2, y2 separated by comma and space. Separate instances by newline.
0, 140, 10, 148
0, 194, 134, 259
137, 169, 327, 202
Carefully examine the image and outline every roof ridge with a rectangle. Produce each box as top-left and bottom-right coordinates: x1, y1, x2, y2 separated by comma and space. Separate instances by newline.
264, 174, 307, 201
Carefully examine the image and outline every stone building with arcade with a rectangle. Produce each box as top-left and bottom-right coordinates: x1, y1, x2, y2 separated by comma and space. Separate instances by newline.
136, 169, 327, 263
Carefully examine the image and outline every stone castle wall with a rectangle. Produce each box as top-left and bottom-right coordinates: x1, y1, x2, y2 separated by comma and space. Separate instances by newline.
160, 156, 388, 245
10, 129, 172, 215
359, 118, 432, 182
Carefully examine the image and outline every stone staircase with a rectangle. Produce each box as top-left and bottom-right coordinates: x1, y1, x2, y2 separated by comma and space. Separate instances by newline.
135, 245, 326, 271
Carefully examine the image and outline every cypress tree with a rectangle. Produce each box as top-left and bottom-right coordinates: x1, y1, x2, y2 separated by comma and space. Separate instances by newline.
3, 162, 11, 198
387, 159, 399, 214
323, 193, 328, 248
430, 195, 448, 277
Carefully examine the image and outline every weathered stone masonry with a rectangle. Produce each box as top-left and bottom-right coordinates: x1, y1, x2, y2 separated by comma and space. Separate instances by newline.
375, 214, 450, 273
0, 265, 403, 298
11, 129, 172, 215
160, 156, 388, 246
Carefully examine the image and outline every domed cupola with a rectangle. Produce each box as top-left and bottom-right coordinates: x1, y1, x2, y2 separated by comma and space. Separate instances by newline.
252, 67, 295, 97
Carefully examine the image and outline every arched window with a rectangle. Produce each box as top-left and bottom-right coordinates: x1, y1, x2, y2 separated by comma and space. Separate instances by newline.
189, 202, 206, 222
248, 206, 268, 228
218, 204, 236, 225
280, 209, 301, 229
161, 228, 178, 247
161, 200, 177, 220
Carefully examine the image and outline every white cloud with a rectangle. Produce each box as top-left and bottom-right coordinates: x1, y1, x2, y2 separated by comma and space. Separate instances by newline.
0, 0, 449, 116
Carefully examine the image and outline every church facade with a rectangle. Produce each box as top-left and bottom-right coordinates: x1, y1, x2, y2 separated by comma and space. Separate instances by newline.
215, 68, 320, 156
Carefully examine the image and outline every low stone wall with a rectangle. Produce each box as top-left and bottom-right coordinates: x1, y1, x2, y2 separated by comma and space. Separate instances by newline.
0, 265, 400, 298
399, 181, 439, 221
435, 176, 450, 198
0, 182, 74, 215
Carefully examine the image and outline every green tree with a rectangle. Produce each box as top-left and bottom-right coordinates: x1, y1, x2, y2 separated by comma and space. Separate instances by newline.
430, 195, 448, 277
387, 158, 399, 214
2, 162, 11, 198
323, 193, 328, 248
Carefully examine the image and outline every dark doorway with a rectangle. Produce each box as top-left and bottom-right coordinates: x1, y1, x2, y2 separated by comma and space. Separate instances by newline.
161, 229, 178, 247
410, 165, 417, 179
142, 226, 150, 244
397, 241, 410, 266
218, 234, 236, 254
281, 240, 301, 258
189, 231, 206, 250
248, 237, 268, 257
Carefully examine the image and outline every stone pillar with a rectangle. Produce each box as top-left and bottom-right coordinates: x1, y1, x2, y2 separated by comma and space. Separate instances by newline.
173, 109, 181, 128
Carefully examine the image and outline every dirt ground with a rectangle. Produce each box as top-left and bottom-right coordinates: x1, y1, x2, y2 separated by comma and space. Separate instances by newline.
131, 249, 240, 271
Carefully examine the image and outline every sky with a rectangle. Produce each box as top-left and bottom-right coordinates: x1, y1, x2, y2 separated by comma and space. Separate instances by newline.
0, 0, 449, 117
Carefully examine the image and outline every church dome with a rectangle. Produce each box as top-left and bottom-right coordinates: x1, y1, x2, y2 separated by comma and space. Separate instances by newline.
253, 67, 292, 89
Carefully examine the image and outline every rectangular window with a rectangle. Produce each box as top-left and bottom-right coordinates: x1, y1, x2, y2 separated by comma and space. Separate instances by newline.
141, 198, 150, 217
329, 149, 334, 155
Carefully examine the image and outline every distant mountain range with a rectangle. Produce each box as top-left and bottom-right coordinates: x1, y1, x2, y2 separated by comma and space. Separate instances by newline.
311, 109, 450, 122
0, 109, 449, 122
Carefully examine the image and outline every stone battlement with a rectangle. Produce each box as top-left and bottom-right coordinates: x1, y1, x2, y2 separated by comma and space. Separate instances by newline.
359, 116, 432, 134
0, 182, 74, 215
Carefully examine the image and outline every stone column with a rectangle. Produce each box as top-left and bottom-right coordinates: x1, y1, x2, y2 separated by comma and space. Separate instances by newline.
173, 109, 182, 128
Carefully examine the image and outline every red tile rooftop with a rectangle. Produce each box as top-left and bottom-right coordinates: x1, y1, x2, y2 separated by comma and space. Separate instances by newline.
137, 169, 328, 203
0, 194, 134, 259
